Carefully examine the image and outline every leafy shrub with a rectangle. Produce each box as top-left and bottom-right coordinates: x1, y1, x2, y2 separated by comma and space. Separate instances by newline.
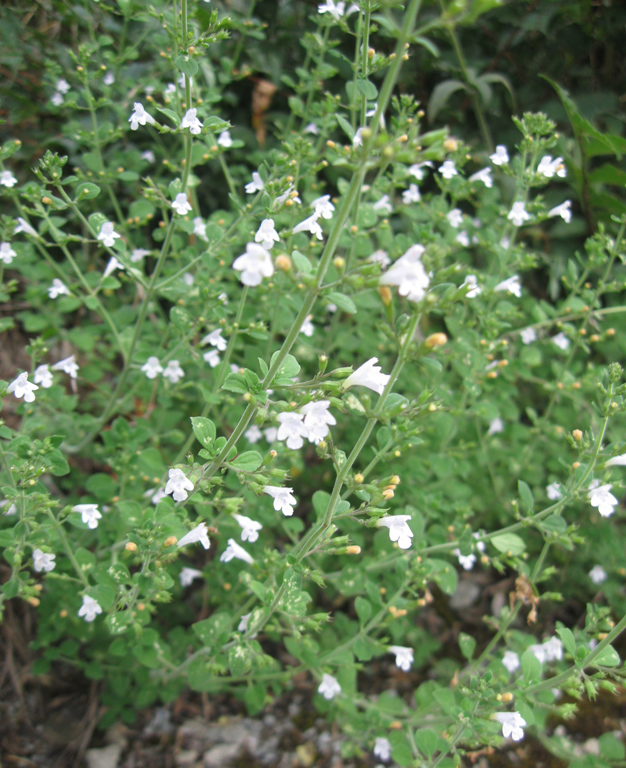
1, 0, 626, 765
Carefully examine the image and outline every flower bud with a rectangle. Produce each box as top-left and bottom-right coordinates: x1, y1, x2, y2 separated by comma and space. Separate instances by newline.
368, 47, 375, 59
443, 138, 458, 152
572, 461, 580, 469
390, 475, 400, 485
572, 429, 583, 442
425, 332, 448, 349
607, 328, 615, 336
164, 536, 177, 547
275, 254, 292, 271
125, 542, 138, 552
27, 597, 40, 607
382, 488, 394, 500
378, 286, 393, 305
333, 256, 345, 270
346, 545, 361, 555
502, 692, 514, 702
354, 473, 364, 484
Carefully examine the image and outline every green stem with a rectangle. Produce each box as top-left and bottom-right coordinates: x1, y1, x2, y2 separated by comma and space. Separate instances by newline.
46, 510, 90, 588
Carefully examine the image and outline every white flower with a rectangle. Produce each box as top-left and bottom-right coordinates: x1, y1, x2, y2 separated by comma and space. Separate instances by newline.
128, 102, 155, 131
51, 92, 64, 106
0, 500, 17, 516
245, 172, 264, 194
373, 737, 392, 762
490, 145, 509, 166
588, 480, 618, 518
502, 651, 520, 673
408, 161, 433, 180
15, 218, 37, 236
33, 364, 53, 388
180, 567, 203, 587
589, 565, 608, 585
494, 712, 526, 741
141, 356, 163, 379
293, 212, 323, 240
537, 155, 566, 178
164, 83, 177, 95
488, 418, 504, 435
218, 292, 228, 304
548, 200, 572, 223
0, 243, 17, 264
353, 127, 365, 147
369, 250, 391, 268
97, 222, 121, 248
447, 208, 463, 228
264, 426, 278, 443
456, 231, 470, 247
0, 170, 17, 188
103, 256, 124, 278
201, 328, 227, 351
300, 400, 336, 445
311, 194, 335, 219
233, 514, 263, 543
494, 275, 522, 298
521, 327, 537, 344
344, 357, 390, 396
232, 242, 274, 287
220, 538, 254, 564
204, 349, 220, 367
73, 504, 101, 529
300, 316, 314, 337
192, 217, 207, 241
373, 195, 393, 214
163, 360, 184, 384
376, 515, 413, 549
171, 193, 191, 216
182, 272, 194, 287
51, 355, 79, 378
264, 485, 297, 516
276, 412, 308, 450
244, 425, 262, 443
131, 248, 151, 262
178, 74, 190, 89
33, 548, 56, 573
606, 454, 626, 467
177, 522, 210, 549
402, 183, 421, 204
255, 218, 280, 250
180, 108, 203, 135
552, 332, 570, 350
469, 167, 493, 187
141, 150, 155, 163
379, 245, 430, 303
304, 122, 319, 135
546, 482, 562, 501
530, 637, 563, 663
56, 78, 70, 94
7, 372, 38, 403
462, 274, 481, 298
453, 549, 477, 570
389, 645, 413, 671
165, 468, 194, 502
439, 160, 458, 179
78, 595, 103, 623
145, 487, 166, 505
238, 613, 251, 632
318, 673, 341, 700
48, 278, 70, 299
217, 130, 232, 148
103, 72, 114, 86
507, 202, 530, 227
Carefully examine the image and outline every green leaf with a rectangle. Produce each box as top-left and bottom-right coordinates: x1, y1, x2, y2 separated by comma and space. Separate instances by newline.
191, 416, 216, 448
336, 113, 355, 141
428, 79, 466, 123
228, 644, 253, 676
156, 106, 180, 126
46, 449, 70, 476
415, 729, 439, 759
556, 626, 576, 658
231, 451, 262, 472
458, 632, 476, 660
490, 533, 526, 557
354, 596, 372, 625
292, 250, 312, 273
192, 613, 232, 646
174, 55, 199, 78
518, 480, 534, 514
221, 373, 248, 394
74, 182, 101, 201
326, 292, 357, 314
521, 648, 542, 683
591, 644, 621, 668
270, 351, 300, 380
356, 78, 378, 100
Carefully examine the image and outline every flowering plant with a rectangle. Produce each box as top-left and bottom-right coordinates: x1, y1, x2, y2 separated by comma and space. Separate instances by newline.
1, 0, 626, 765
